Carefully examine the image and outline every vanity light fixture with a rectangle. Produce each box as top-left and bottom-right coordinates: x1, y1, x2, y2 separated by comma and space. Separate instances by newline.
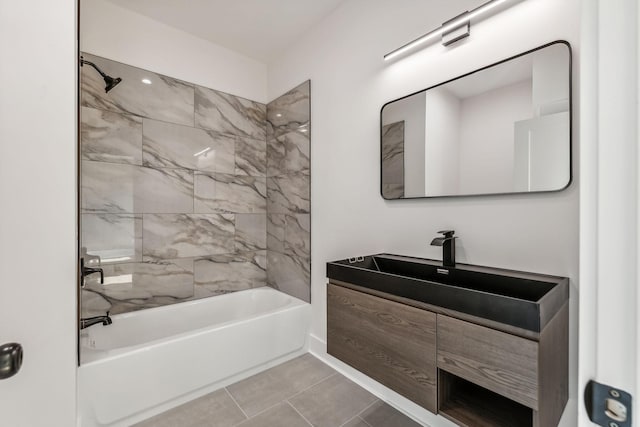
383, 0, 515, 61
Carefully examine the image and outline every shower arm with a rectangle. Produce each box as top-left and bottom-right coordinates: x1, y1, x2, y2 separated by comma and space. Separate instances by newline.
80, 58, 109, 79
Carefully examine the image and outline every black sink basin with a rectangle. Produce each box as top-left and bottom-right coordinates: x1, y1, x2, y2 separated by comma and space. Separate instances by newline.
326, 254, 569, 333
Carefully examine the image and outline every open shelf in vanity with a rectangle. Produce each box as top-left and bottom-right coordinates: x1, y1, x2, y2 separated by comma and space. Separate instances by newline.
439, 371, 533, 427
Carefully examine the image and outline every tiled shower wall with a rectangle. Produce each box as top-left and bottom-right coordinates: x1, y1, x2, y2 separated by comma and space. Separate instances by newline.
80, 53, 310, 316
266, 82, 311, 303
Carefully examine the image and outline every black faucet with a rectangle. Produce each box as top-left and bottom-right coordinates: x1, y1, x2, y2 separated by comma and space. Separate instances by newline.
80, 313, 112, 330
81, 258, 104, 287
430, 230, 457, 267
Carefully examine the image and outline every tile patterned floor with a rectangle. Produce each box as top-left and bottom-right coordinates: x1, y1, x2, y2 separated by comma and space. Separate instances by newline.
133, 354, 423, 427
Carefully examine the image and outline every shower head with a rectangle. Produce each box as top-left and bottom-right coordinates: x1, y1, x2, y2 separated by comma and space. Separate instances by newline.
104, 75, 122, 93
80, 56, 123, 93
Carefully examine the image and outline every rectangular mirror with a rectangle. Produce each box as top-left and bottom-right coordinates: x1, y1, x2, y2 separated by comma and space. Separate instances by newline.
381, 41, 572, 199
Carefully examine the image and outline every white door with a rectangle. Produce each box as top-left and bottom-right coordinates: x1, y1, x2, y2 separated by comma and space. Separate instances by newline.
579, 0, 639, 425
0, 1, 78, 426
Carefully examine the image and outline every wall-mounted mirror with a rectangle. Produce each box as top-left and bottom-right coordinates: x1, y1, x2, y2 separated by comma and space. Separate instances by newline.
381, 41, 572, 199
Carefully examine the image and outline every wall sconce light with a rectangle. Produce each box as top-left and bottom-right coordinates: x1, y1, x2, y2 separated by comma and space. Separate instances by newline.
383, 0, 519, 61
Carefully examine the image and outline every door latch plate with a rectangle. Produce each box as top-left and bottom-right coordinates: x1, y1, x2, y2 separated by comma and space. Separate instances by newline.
585, 380, 632, 427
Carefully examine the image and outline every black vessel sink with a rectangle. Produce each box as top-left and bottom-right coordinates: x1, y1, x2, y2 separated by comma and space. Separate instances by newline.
326, 254, 569, 332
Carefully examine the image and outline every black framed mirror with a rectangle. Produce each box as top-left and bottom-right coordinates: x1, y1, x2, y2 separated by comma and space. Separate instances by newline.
381, 40, 572, 199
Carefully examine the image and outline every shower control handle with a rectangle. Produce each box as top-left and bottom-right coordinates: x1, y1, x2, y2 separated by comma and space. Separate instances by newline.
0, 342, 23, 380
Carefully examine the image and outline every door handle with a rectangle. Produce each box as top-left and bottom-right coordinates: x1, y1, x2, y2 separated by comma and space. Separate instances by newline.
0, 343, 23, 379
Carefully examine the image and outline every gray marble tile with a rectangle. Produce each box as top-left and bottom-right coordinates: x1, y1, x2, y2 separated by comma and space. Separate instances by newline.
381, 121, 404, 198
267, 173, 310, 214
266, 251, 310, 303
267, 214, 286, 253
195, 173, 266, 214
194, 251, 266, 295
195, 86, 266, 140
81, 161, 194, 213
360, 401, 422, 427
381, 184, 404, 199
236, 402, 310, 427
136, 166, 194, 213
236, 137, 267, 176
81, 107, 143, 165
80, 289, 111, 318
236, 214, 267, 252
133, 388, 246, 427
142, 119, 235, 174
267, 80, 310, 139
81, 213, 142, 264
143, 214, 235, 259
81, 53, 195, 127
267, 132, 310, 177
81, 161, 136, 213
284, 214, 310, 259
288, 374, 378, 427
82, 259, 194, 314
227, 354, 335, 418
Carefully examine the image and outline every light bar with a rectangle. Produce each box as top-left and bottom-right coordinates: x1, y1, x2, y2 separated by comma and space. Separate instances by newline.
384, 0, 511, 61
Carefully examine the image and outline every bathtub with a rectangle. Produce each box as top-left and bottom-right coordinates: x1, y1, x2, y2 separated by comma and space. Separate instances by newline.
78, 287, 311, 427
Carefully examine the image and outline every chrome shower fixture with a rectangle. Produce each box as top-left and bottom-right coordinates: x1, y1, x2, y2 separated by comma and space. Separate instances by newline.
80, 56, 122, 93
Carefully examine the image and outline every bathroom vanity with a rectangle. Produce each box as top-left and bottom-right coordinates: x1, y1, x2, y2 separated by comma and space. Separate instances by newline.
326, 254, 569, 427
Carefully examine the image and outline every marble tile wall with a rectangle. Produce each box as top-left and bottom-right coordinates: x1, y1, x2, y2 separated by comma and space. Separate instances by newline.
80, 53, 271, 315
381, 121, 405, 199
266, 81, 311, 303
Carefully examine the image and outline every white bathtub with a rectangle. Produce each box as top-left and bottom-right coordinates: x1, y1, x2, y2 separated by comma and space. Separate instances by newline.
78, 287, 311, 427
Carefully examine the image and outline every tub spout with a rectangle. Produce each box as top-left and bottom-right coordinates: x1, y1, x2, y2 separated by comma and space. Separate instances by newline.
80, 313, 112, 330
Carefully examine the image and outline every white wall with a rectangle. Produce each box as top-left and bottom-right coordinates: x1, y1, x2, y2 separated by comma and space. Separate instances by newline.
0, 1, 78, 425
80, 0, 268, 103
458, 79, 532, 194
268, 0, 579, 424
424, 87, 461, 195
382, 92, 426, 196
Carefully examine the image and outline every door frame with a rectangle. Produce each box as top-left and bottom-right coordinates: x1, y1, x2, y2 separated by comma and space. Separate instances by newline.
579, 0, 638, 424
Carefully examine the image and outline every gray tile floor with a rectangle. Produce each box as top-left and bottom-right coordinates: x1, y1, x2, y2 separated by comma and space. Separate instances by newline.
133, 354, 422, 427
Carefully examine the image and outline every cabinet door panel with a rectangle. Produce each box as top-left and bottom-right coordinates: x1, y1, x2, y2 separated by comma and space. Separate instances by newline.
327, 284, 437, 412
437, 314, 539, 409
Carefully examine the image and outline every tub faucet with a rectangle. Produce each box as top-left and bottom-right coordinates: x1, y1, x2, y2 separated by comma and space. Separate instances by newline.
81, 257, 104, 287
430, 230, 457, 267
80, 313, 112, 330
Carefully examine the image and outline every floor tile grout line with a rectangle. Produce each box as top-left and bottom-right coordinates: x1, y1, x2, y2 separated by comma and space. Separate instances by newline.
285, 371, 338, 402
234, 370, 339, 423
358, 416, 375, 427
285, 401, 314, 427
224, 387, 250, 422
338, 415, 360, 427
345, 398, 380, 427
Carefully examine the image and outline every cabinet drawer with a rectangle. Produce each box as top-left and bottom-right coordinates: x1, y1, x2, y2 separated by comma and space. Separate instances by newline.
327, 284, 437, 412
437, 315, 539, 409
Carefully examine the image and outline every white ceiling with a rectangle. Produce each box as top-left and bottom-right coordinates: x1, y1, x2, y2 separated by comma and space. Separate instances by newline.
106, 0, 347, 63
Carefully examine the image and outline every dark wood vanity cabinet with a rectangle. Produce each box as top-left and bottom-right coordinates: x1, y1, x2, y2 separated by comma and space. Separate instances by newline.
327, 281, 568, 427
327, 283, 438, 412
437, 306, 568, 427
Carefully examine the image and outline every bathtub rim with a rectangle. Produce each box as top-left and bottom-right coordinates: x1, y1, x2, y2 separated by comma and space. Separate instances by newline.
80, 287, 308, 365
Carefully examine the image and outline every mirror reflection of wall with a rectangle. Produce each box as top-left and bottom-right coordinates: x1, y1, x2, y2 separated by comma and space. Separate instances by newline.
381, 121, 405, 198
381, 41, 571, 199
